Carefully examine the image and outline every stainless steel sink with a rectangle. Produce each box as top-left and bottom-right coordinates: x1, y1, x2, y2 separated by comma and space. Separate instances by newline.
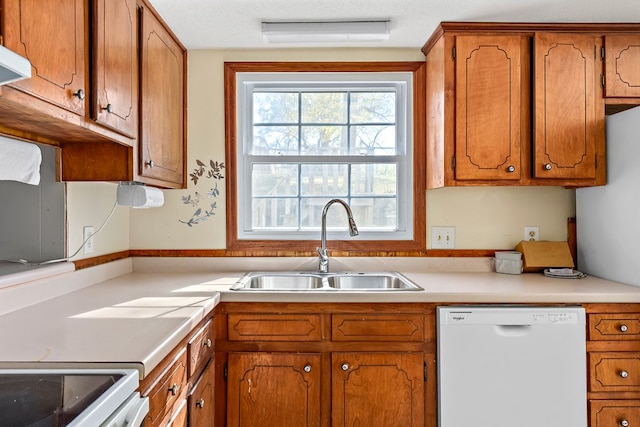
230, 271, 423, 291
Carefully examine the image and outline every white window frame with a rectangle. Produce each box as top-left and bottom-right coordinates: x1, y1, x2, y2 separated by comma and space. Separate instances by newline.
235, 71, 414, 241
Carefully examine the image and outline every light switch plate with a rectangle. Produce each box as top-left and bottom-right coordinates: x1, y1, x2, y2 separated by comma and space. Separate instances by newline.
432, 226, 455, 249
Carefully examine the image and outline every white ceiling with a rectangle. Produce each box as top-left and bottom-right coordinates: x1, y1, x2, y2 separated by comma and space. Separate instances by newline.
147, 0, 640, 50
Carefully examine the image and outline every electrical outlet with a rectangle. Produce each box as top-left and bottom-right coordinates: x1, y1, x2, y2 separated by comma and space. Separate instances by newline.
83, 226, 95, 254
432, 226, 455, 249
524, 226, 539, 241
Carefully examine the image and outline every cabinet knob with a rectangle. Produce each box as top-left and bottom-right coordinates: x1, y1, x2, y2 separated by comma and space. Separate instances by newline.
304, 364, 312, 373
146, 160, 154, 168
73, 89, 85, 100
204, 338, 212, 348
102, 103, 114, 114
620, 324, 629, 333
506, 165, 516, 173
196, 398, 205, 408
544, 163, 552, 170
620, 420, 629, 427
341, 363, 349, 371
168, 383, 179, 395
620, 370, 629, 379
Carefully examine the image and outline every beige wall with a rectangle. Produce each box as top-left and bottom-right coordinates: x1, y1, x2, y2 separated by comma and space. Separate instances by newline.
67, 48, 576, 259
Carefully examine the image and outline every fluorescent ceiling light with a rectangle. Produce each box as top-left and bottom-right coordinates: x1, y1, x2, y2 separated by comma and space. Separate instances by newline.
0, 45, 31, 86
262, 20, 390, 43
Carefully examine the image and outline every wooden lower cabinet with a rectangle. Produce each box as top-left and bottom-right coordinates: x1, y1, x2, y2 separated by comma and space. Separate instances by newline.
227, 352, 321, 426
332, 352, 424, 427
217, 303, 434, 427
189, 360, 216, 426
141, 315, 215, 427
586, 304, 640, 427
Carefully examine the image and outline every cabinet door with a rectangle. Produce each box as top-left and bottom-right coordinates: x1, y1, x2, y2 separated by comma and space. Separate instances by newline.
92, 0, 138, 137
139, 6, 186, 188
604, 35, 640, 98
227, 352, 321, 427
533, 33, 604, 180
332, 352, 424, 427
189, 360, 215, 427
2, 0, 86, 115
455, 35, 527, 181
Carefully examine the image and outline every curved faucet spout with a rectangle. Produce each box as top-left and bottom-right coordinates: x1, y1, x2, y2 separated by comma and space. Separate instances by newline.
317, 199, 359, 273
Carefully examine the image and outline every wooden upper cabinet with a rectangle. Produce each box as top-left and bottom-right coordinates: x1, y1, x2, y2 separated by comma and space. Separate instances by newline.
604, 34, 640, 98
92, 0, 138, 137
3, 0, 86, 115
532, 33, 604, 182
454, 35, 528, 181
138, 5, 186, 188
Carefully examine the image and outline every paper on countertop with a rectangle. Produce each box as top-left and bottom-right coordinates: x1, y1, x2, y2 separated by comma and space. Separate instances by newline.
0, 135, 41, 185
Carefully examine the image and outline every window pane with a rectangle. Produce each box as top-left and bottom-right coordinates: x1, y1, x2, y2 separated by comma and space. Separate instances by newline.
301, 125, 347, 155
351, 164, 397, 195
252, 198, 299, 228
252, 126, 299, 155
350, 198, 397, 228
351, 92, 396, 123
301, 93, 347, 123
253, 92, 298, 123
351, 125, 396, 155
301, 164, 348, 196
252, 164, 298, 196
300, 198, 354, 229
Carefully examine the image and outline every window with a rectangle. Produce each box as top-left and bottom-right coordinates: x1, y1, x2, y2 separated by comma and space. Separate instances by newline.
225, 62, 426, 254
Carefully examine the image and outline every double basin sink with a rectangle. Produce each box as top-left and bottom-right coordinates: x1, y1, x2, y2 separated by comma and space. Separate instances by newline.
231, 271, 423, 292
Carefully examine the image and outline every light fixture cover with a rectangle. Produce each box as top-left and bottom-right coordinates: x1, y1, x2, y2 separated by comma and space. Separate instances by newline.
262, 20, 390, 43
0, 44, 31, 86
117, 182, 164, 208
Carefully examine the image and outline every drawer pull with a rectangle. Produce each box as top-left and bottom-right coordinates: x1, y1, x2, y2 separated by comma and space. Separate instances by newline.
620, 370, 629, 379
620, 324, 629, 333
73, 89, 85, 100
168, 383, 179, 395
620, 420, 629, 427
304, 364, 312, 373
196, 398, 205, 408
204, 338, 212, 348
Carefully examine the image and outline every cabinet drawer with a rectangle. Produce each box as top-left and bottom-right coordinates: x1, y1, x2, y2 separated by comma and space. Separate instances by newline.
188, 319, 214, 376
145, 348, 188, 427
589, 313, 640, 340
332, 314, 424, 342
590, 352, 640, 392
228, 313, 322, 341
590, 400, 640, 427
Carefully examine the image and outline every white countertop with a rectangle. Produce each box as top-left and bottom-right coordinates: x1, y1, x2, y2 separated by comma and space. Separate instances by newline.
0, 256, 639, 378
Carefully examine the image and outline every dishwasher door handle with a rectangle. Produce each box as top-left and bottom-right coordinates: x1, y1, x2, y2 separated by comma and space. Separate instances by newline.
493, 324, 532, 337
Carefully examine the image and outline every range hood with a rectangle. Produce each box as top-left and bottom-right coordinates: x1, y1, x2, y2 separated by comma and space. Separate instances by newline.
0, 44, 31, 86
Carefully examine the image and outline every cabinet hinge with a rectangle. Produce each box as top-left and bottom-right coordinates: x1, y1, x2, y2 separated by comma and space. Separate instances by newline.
224, 362, 228, 381
424, 362, 427, 382
452, 46, 456, 59
0, 35, 3, 46
451, 157, 456, 170
601, 74, 605, 88
600, 46, 605, 60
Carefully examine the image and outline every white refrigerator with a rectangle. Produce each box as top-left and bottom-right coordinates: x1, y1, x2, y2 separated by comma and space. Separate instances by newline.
576, 105, 640, 286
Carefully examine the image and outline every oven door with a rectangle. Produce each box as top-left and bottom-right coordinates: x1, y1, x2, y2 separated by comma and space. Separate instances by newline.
0, 368, 147, 426
100, 392, 149, 427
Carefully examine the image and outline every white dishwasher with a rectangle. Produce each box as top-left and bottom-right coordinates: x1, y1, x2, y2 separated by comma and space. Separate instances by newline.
437, 306, 587, 427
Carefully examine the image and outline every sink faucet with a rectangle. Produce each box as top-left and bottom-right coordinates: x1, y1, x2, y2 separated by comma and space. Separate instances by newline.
317, 199, 359, 273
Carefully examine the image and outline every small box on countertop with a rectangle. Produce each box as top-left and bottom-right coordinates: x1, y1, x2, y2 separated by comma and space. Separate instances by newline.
514, 240, 574, 272
494, 251, 523, 275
